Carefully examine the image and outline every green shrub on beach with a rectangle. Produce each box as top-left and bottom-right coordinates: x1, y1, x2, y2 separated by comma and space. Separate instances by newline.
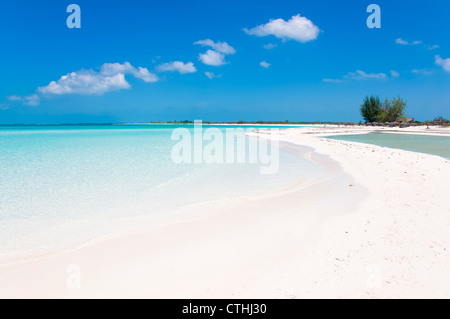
380, 96, 407, 122
434, 116, 449, 124
360, 95, 382, 123
361, 95, 407, 123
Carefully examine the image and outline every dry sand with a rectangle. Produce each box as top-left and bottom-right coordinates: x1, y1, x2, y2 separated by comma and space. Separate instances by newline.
0, 126, 449, 298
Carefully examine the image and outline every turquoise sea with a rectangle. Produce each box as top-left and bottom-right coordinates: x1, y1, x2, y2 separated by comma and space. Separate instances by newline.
327, 133, 450, 159
0, 124, 319, 263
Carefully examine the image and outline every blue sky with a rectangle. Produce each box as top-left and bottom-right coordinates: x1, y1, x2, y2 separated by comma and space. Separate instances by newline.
0, 0, 449, 124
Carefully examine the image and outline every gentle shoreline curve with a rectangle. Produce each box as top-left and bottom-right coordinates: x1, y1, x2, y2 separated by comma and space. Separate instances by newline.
1, 126, 449, 298
0, 139, 367, 298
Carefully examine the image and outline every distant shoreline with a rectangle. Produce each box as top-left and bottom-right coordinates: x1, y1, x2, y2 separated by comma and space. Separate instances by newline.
0, 122, 325, 127
1, 119, 448, 128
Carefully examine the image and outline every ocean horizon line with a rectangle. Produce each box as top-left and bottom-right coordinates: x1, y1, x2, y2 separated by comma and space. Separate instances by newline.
0, 121, 334, 127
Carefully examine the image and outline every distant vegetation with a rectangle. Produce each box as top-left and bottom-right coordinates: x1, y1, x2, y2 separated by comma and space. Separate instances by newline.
433, 116, 449, 124
169, 120, 320, 125
360, 95, 407, 123
4, 114, 447, 128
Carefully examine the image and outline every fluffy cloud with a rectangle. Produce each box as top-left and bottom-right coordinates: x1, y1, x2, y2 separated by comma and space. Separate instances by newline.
205, 72, 222, 79
7, 62, 157, 105
7, 94, 40, 106
390, 70, 400, 77
100, 62, 158, 83
133, 67, 158, 82
244, 14, 320, 43
346, 70, 387, 80
100, 62, 156, 82
194, 39, 236, 55
259, 61, 271, 68
395, 38, 422, 45
198, 50, 227, 66
38, 62, 157, 95
195, 39, 235, 67
38, 72, 130, 95
158, 61, 197, 74
435, 55, 450, 73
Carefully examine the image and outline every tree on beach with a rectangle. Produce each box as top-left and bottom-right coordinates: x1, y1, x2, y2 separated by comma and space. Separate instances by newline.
433, 116, 449, 124
360, 95, 382, 123
360, 95, 407, 123
380, 96, 407, 122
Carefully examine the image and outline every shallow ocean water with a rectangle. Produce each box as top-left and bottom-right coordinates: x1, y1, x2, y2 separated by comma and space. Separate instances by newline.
0, 125, 320, 263
327, 132, 450, 160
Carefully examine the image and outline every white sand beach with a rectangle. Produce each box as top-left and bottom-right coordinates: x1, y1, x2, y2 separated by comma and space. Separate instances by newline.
1, 126, 449, 299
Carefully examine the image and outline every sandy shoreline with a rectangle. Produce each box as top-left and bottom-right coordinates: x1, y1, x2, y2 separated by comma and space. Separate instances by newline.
255, 124, 450, 137
250, 127, 450, 298
0, 127, 449, 298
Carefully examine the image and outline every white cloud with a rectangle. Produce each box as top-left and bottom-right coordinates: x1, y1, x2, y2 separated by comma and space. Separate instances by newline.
7, 94, 40, 106
195, 40, 235, 67
427, 44, 439, 50
100, 62, 134, 75
435, 55, 450, 73
324, 70, 390, 83
0, 103, 9, 110
259, 61, 271, 68
7, 62, 157, 106
263, 43, 277, 49
322, 78, 345, 83
7, 95, 21, 101
38, 62, 157, 95
395, 38, 422, 45
38, 71, 131, 95
198, 50, 227, 66
396, 38, 439, 51
132, 67, 159, 82
244, 14, 320, 43
158, 61, 197, 74
346, 70, 387, 80
390, 70, 400, 77
395, 38, 408, 45
100, 62, 158, 82
194, 39, 236, 55
411, 69, 433, 76
205, 72, 222, 79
